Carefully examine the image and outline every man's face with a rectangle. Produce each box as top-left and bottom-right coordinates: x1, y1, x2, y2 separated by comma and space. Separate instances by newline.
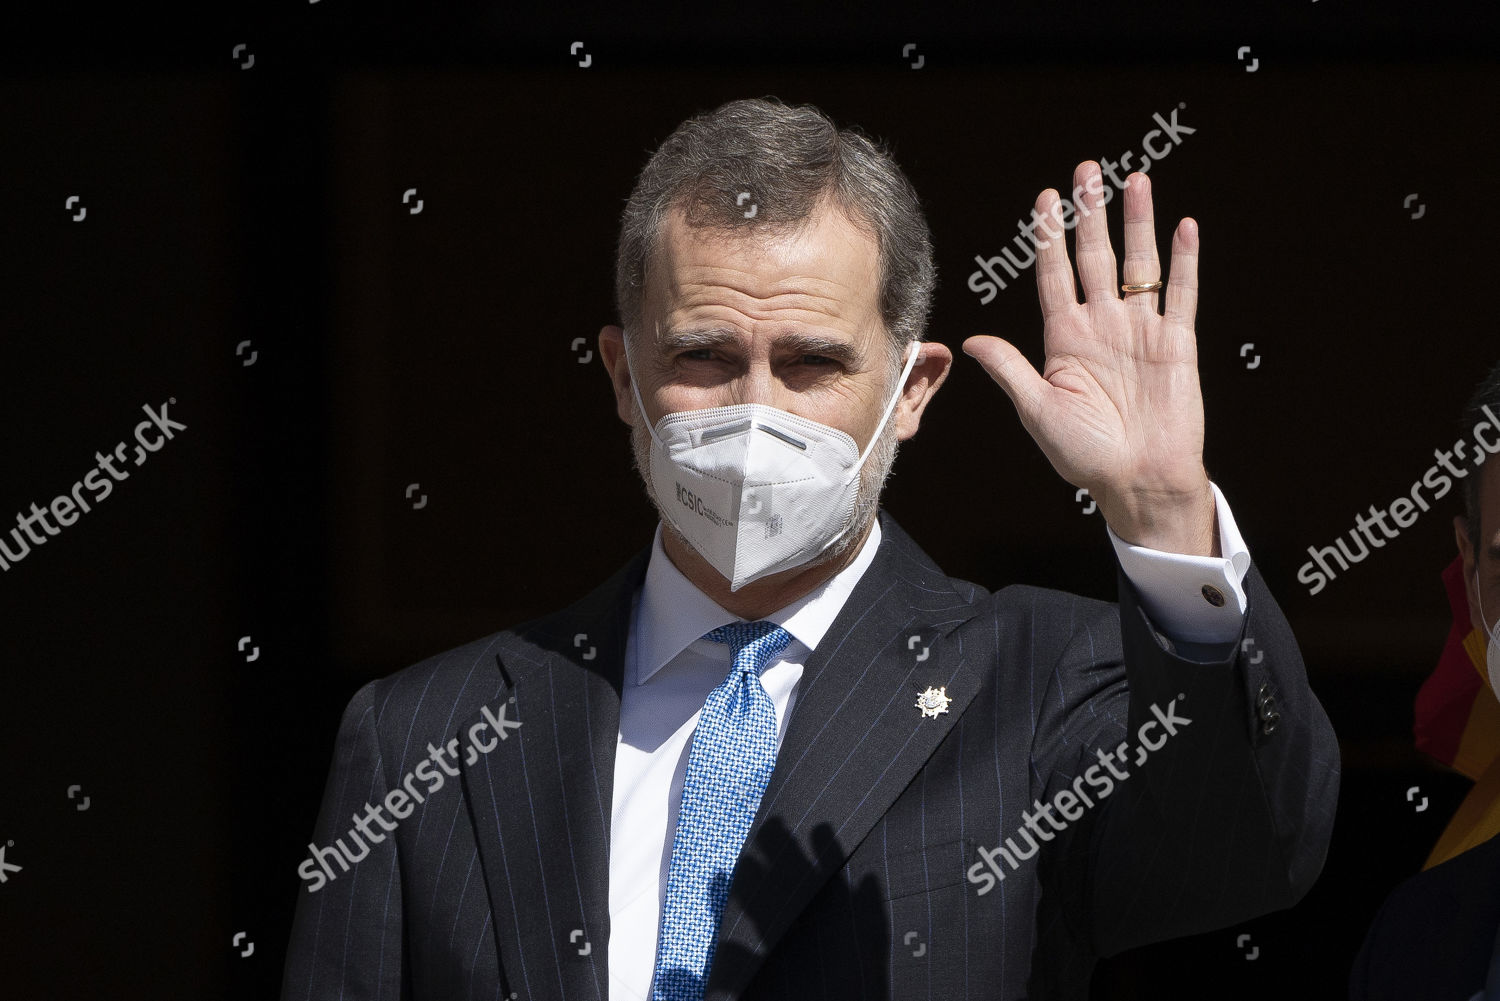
596, 196, 950, 581
597, 198, 948, 570
1460, 459, 1500, 637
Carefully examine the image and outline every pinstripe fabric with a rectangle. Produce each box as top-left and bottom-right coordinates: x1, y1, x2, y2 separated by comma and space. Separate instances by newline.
282, 510, 1340, 1001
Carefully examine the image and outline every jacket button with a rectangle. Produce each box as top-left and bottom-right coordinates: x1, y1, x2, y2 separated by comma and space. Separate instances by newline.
1257, 683, 1279, 735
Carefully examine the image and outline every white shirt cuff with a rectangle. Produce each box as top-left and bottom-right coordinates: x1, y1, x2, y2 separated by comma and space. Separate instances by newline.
1106, 481, 1251, 645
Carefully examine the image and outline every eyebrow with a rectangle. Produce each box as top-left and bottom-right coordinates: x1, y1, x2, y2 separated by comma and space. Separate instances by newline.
658, 327, 864, 366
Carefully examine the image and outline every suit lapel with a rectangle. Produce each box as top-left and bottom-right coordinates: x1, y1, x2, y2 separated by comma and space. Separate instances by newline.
707, 511, 985, 999
461, 545, 649, 1001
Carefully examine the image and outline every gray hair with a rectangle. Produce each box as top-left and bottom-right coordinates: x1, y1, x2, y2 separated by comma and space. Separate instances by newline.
1462, 359, 1500, 543
613, 96, 936, 370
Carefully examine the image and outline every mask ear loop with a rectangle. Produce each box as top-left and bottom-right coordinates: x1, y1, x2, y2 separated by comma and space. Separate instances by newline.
1479, 570, 1498, 641
807, 340, 923, 562
625, 338, 665, 448
1481, 570, 1500, 703
851, 340, 923, 474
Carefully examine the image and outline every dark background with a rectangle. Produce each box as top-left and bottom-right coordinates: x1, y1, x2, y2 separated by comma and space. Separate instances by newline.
2, 2, 1497, 998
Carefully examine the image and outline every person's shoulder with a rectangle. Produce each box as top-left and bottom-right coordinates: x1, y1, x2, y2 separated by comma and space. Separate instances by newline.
1354, 832, 1500, 999
1360, 831, 1500, 952
989, 579, 1115, 613
334, 625, 521, 736
902, 568, 1122, 679
877, 511, 1117, 623
944, 575, 1118, 633
923, 571, 1105, 610
345, 547, 645, 727
1378, 830, 1500, 912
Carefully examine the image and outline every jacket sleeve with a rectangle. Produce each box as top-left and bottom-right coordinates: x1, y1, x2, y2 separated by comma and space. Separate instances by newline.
1035, 562, 1341, 957
281, 679, 408, 1000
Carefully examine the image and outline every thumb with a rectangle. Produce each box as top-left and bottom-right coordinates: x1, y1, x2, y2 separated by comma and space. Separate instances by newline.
963, 334, 1048, 424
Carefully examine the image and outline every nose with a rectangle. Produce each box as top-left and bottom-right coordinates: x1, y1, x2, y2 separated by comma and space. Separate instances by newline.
728, 361, 772, 406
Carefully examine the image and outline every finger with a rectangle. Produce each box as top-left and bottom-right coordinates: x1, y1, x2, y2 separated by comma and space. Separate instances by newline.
1031, 189, 1078, 322
1121, 171, 1161, 314
1163, 217, 1199, 328
962, 334, 1049, 430
1072, 161, 1119, 303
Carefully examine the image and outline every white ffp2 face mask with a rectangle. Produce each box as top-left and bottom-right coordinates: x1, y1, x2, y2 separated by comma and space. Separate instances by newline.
628, 340, 921, 592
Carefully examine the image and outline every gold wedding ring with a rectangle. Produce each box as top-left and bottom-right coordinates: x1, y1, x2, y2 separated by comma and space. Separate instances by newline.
1121, 281, 1164, 294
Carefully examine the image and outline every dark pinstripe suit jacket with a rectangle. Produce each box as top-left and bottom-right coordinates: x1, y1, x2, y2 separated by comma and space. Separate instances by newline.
281, 509, 1339, 1001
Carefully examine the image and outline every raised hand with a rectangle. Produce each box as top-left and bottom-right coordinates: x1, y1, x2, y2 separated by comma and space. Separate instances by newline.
963, 161, 1217, 557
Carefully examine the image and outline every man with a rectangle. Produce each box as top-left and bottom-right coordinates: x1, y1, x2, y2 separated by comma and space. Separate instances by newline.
282, 97, 1339, 1001
1351, 362, 1500, 1000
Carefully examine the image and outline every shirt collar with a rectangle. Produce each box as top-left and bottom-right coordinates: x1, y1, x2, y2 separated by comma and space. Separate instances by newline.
630, 517, 884, 686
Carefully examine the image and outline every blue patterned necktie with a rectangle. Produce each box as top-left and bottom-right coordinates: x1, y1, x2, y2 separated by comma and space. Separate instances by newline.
651, 619, 794, 1001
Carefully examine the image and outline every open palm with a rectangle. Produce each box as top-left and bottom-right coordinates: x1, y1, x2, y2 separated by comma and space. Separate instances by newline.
964, 161, 1213, 552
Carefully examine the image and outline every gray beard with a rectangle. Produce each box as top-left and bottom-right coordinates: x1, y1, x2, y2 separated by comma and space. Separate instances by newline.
629, 401, 901, 575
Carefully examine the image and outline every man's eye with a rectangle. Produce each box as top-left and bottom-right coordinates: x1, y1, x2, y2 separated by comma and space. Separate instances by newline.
799, 355, 835, 366
680, 349, 715, 361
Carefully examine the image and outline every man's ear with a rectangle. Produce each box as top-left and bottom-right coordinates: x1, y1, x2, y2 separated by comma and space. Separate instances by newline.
893, 341, 954, 441
597, 325, 636, 426
1456, 513, 1482, 633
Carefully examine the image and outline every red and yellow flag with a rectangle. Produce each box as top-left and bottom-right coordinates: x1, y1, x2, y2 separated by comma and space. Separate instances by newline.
1414, 555, 1500, 869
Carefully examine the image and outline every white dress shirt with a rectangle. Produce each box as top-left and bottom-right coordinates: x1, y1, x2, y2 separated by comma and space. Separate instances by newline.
606, 483, 1251, 1001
